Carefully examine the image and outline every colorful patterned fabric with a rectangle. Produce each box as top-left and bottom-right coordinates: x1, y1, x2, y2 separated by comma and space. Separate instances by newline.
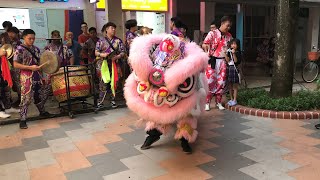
13, 44, 49, 120
125, 31, 137, 53
171, 28, 184, 38
95, 36, 125, 101
205, 58, 227, 104
44, 43, 73, 67
9, 39, 22, 94
203, 29, 232, 58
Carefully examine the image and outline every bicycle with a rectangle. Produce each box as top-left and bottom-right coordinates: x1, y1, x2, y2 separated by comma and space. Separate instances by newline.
302, 48, 320, 83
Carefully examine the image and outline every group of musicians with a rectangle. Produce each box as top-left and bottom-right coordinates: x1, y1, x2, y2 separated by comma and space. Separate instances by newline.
0, 17, 184, 129
0, 20, 136, 129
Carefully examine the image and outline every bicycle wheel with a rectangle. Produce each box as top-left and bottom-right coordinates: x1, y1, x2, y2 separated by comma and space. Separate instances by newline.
302, 61, 319, 83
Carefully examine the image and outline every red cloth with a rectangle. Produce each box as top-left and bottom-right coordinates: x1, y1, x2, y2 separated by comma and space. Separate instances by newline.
1, 56, 13, 87
113, 61, 118, 91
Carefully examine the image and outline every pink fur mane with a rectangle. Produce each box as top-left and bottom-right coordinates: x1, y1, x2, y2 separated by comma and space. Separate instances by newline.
125, 34, 209, 124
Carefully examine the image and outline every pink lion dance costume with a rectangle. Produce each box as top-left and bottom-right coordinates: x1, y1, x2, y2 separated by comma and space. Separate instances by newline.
124, 34, 208, 153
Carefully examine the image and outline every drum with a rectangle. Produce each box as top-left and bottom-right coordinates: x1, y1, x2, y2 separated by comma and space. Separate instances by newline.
51, 66, 91, 102
40, 50, 59, 74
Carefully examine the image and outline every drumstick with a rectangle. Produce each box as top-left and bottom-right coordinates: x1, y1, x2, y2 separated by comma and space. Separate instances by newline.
39, 61, 49, 68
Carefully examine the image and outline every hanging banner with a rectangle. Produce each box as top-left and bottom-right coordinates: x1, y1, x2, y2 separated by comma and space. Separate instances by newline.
29, 9, 48, 50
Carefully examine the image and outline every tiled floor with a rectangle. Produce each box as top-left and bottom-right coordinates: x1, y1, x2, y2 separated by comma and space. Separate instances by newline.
1, 69, 316, 123
0, 107, 320, 180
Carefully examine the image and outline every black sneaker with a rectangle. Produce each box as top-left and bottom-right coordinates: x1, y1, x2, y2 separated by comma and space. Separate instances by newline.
140, 135, 160, 150
315, 124, 320, 129
97, 103, 104, 108
180, 138, 192, 154
40, 112, 55, 118
111, 101, 118, 108
19, 121, 28, 129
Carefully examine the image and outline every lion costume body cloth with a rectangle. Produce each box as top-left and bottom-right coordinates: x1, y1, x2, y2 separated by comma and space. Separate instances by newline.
124, 34, 209, 143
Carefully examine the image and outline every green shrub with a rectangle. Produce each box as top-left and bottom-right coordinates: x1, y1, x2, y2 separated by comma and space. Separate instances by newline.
237, 88, 320, 111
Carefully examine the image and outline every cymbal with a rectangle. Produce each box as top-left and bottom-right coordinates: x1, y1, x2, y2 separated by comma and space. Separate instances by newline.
40, 50, 59, 74
1, 44, 13, 59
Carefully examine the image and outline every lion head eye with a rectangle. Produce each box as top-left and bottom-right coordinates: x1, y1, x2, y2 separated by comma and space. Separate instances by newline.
177, 76, 196, 98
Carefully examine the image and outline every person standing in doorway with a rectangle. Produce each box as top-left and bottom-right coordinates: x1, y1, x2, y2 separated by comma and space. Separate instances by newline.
78, 22, 90, 64
202, 16, 233, 111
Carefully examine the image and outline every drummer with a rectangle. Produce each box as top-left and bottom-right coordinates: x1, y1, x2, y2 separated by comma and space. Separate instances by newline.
44, 30, 74, 67
13, 29, 52, 129
95, 22, 126, 108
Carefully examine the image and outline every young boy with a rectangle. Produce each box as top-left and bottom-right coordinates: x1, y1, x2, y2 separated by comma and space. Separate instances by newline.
13, 29, 52, 129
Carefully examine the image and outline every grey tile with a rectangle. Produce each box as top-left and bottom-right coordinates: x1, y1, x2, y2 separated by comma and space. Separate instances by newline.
74, 117, 97, 124
308, 132, 320, 139
0, 147, 26, 165
119, 129, 146, 146
301, 120, 319, 130
88, 153, 129, 176
24, 148, 56, 169
65, 167, 103, 180
215, 129, 253, 141
106, 141, 141, 159
213, 170, 257, 180
21, 136, 49, 152
60, 121, 83, 131
42, 128, 68, 141
206, 137, 254, 155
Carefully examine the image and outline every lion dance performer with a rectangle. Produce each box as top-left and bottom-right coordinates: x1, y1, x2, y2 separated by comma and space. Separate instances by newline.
124, 34, 208, 154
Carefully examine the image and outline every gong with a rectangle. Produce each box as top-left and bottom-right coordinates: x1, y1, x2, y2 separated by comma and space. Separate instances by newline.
40, 50, 59, 74
1, 44, 14, 59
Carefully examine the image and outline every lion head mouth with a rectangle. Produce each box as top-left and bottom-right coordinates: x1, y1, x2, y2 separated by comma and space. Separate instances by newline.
137, 75, 197, 108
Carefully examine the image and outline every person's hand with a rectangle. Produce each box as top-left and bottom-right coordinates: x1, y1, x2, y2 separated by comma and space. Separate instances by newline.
29, 65, 40, 71
231, 49, 236, 54
100, 53, 108, 58
0, 49, 7, 57
112, 54, 121, 62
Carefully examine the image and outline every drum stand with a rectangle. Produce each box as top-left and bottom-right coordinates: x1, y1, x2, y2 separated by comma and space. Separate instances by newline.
59, 64, 98, 118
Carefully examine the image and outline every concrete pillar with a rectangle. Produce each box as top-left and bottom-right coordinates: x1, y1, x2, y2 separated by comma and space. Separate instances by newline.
200, 1, 215, 33
307, 7, 320, 51
83, 0, 96, 28
105, 0, 124, 39
236, 4, 244, 50
124, 11, 137, 22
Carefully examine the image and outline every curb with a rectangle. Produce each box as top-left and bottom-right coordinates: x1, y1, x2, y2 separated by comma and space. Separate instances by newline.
226, 104, 320, 120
